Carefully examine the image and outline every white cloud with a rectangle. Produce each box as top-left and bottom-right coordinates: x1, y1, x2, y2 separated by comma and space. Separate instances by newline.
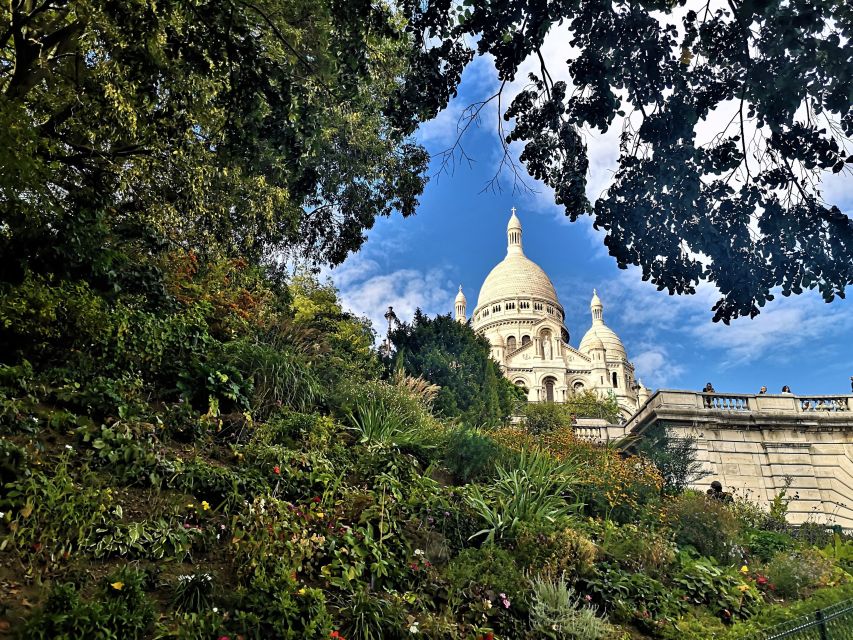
692, 293, 853, 367
328, 250, 456, 340
632, 347, 687, 389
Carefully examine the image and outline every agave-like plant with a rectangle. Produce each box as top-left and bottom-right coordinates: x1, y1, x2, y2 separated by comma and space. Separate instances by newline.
467, 449, 582, 543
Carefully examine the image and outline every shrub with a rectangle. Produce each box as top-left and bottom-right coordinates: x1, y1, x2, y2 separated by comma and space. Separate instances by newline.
582, 562, 684, 631
343, 380, 442, 450
445, 546, 530, 613
443, 426, 505, 482
529, 573, 611, 640
765, 549, 834, 599
523, 402, 576, 434
1, 455, 119, 571
599, 523, 676, 578
673, 555, 761, 620
514, 524, 599, 579
745, 530, 794, 563
669, 491, 740, 562
467, 450, 582, 542
224, 337, 322, 416
172, 573, 215, 613
20, 567, 154, 639
336, 587, 405, 640
634, 423, 710, 495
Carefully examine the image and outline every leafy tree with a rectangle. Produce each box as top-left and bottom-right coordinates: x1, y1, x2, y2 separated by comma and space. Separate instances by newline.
288, 272, 381, 387
635, 422, 710, 494
0, 0, 430, 289
523, 391, 621, 434
388, 310, 524, 426
399, 0, 853, 322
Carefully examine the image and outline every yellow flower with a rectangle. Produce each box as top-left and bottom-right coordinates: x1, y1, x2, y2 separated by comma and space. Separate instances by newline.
297, 588, 306, 595
187, 503, 194, 509
201, 501, 210, 511
740, 565, 749, 574
316, 512, 325, 519
738, 584, 750, 592
110, 581, 124, 591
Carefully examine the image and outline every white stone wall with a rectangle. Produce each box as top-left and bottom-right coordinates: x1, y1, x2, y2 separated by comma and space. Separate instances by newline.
621, 390, 853, 529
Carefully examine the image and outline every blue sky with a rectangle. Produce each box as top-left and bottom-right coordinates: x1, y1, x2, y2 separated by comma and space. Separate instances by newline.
327, 44, 853, 396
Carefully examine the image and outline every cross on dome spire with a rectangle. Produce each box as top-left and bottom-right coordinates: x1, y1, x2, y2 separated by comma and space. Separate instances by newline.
507, 207, 523, 255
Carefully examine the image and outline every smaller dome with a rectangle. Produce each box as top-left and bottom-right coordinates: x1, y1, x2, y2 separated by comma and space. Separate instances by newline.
455, 285, 466, 304
578, 290, 627, 359
585, 335, 605, 350
507, 209, 522, 231
591, 288, 602, 309
579, 324, 626, 359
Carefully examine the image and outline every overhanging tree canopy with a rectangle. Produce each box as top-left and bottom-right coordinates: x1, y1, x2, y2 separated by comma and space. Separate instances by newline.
399, 0, 853, 322
1, 0, 429, 284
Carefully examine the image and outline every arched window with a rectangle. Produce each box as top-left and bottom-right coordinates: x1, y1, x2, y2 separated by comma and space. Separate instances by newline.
506, 336, 517, 351
521, 335, 531, 346
543, 377, 556, 403
573, 381, 585, 392
612, 371, 618, 388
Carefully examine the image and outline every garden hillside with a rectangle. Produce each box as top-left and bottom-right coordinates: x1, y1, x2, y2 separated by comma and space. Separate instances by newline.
2, 1, 853, 638
1, 262, 852, 640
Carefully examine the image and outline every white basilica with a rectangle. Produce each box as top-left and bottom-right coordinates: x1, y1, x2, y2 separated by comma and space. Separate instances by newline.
454, 209, 650, 419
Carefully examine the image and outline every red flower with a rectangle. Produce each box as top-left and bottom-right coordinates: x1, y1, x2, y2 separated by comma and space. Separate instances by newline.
312, 497, 321, 503
273, 466, 281, 475
757, 576, 768, 585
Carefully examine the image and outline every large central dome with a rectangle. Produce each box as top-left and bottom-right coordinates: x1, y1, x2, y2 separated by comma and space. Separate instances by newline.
476, 253, 560, 309
475, 210, 562, 311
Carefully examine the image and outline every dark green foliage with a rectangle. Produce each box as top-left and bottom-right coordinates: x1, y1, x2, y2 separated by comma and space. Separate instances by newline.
635, 422, 710, 494
402, 0, 853, 321
388, 311, 524, 426
670, 491, 740, 562
443, 426, 506, 482
746, 530, 795, 563
19, 568, 154, 639
445, 546, 530, 614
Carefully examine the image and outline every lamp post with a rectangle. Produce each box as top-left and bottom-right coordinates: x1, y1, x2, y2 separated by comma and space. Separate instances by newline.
380, 306, 398, 358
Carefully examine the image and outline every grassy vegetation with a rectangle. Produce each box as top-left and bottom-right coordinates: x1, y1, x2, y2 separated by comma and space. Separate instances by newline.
0, 264, 851, 640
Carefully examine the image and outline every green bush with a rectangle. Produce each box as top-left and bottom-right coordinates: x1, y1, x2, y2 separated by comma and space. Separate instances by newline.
670, 491, 740, 562
599, 522, 676, 578
514, 523, 599, 579
529, 573, 611, 640
443, 426, 505, 482
673, 556, 761, 620
445, 546, 530, 613
745, 530, 794, 563
172, 573, 215, 613
19, 567, 154, 639
466, 450, 582, 542
1, 455, 119, 571
523, 402, 576, 434
765, 549, 834, 600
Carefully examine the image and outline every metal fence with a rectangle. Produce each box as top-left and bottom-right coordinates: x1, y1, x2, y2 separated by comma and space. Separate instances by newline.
749, 599, 853, 639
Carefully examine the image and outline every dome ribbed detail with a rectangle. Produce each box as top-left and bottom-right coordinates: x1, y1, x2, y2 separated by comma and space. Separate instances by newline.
578, 324, 627, 359
476, 253, 561, 310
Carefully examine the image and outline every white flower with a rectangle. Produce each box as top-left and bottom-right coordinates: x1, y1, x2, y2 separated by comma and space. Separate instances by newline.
212, 607, 218, 613
64, 444, 73, 450
0, 512, 5, 519
413, 549, 424, 557
408, 622, 419, 634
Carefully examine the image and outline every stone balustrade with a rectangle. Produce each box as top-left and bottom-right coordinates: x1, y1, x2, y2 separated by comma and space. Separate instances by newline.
623, 389, 853, 529
628, 390, 853, 428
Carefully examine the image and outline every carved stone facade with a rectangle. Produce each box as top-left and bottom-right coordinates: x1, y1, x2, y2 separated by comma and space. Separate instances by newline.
623, 390, 853, 528
454, 210, 648, 418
